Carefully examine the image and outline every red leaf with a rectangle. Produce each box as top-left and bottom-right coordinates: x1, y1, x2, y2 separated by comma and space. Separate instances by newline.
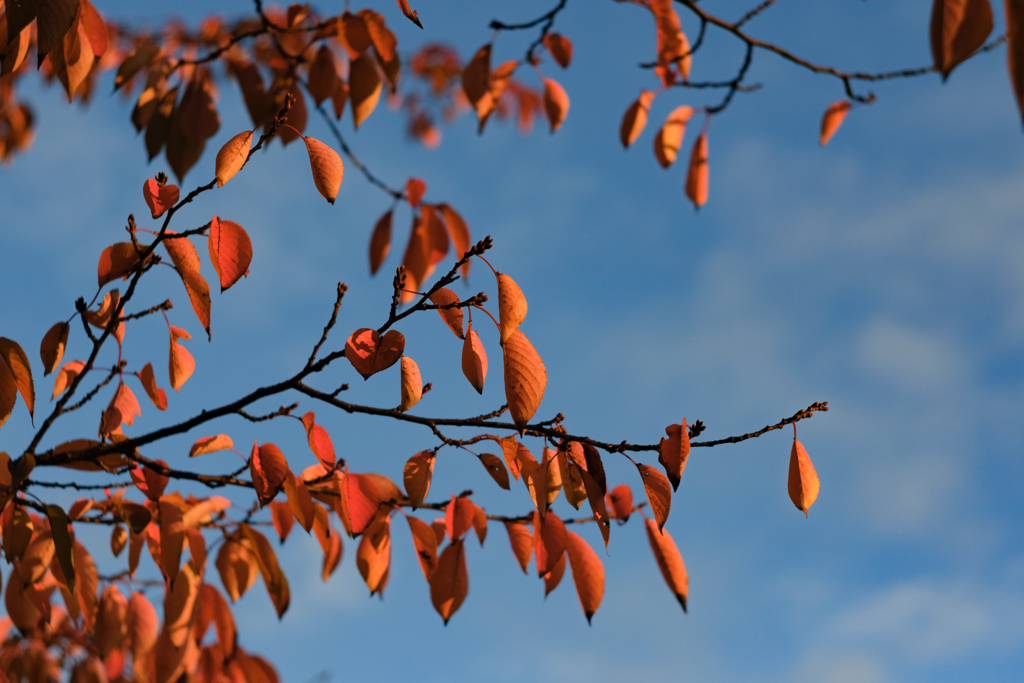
300, 411, 337, 469
405, 178, 426, 207
430, 539, 468, 624
345, 328, 406, 379
142, 178, 180, 219
533, 510, 566, 578
249, 442, 289, 507
208, 216, 253, 292
445, 495, 474, 542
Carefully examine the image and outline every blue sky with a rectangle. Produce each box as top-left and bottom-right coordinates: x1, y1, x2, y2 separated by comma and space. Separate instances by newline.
2, 0, 1024, 680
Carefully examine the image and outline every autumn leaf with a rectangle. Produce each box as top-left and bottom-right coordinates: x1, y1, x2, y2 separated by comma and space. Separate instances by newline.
168, 325, 195, 391
341, 472, 383, 536
819, 101, 851, 146
685, 132, 708, 208
95, 585, 127, 657
406, 178, 426, 207
620, 91, 655, 148
47, 504, 76, 597
143, 178, 180, 219
1008, 0, 1024, 122
403, 450, 435, 508
137, 362, 167, 411
131, 461, 169, 501
127, 591, 158, 667
446, 495, 475, 541
658, 418, 690, 492
98, 243, 141, 288
543, 78, 570, 132
462, 44, 492, 109
369, 210, 393, 275
497, 273, 527, 344
545, 552, 566, 597
471, 502, 487, 545
503, 329, 547, 428
558, 449, 588, 510
159, 496, 185, 583
268, 502, 294, 543
214, 130, 253, 187
216, 535, 259, 602
40, 322, 69, 375
461, 320, 487, 394
406, 515, 439, 580
284, 472, 315, 533
164, 235, 211, 339
350, 54, 382, 128
788, 434, 820, 516
398, 0, 423, 28
428, 287, 465, 339
345, 328, 406, 379
430, 539, 468, 624
0, 338, 34, 422
300, 411, 337, 469
607, 484, 633, 522
241, 525, 290, 618
543, 33, 573, 68
111, 525, 127, 557
322, 526, 343, 581
250, 441, 289, 507
307, 45, 340, 106
533, 510, 567, 578
35, 0, 80, 67
478, 453, 509, 490
437, 204, 471, 277
565, 531, 604, 623
650, 0, 692, 85
400, 356, 423, 411
505, 521, 533, 573
645, 517, 689, 612
206, 216, 253, 292
930, 0, 993, 80
303, 136, 344, 204
581, 467, 611, 548
189, 434, 233, 457
637, 464, 672, 531
654, 105, 693, 168
357, 515, 391, 595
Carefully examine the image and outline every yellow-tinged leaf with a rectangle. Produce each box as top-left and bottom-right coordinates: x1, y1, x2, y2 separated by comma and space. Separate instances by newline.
543, 33, 573, 68
181, 495, 231, 528
356, 515, 391, 595
788, 436, 820, 516
685, 132, 708, 208
214, 130, 253, 186
406, 514, 438, 580
349, 54, 382, 128
565, 530, 604, 623
543, 78, 570, 132
654, 105, 693, 168
620, 90, 655, 148
345, 328, 406, 379
403, 450, 435, 508
429, 287, 464, 339
559, 450, 588, 510
478, 453, 509, 490
462, 320, 487, 394
503, 329, 547, 428
0, 338, 33, 422
241, 524, 290, 618
930, 0, 993, 79
250, 441, 289, 507
189, 434, 233, 457
138, 362, 167, 410
169, 325, 195, 391
40, 322, 70, 376
400, 356, 423, 411
637, 464, 672, 531
645, 518, 689, 611
496, 273, 527, 345
505, 521, 533, 573
369, 210, 393, 275
430, 539, 468, 624
303, 136, 344, 204
819, 101, 851, 146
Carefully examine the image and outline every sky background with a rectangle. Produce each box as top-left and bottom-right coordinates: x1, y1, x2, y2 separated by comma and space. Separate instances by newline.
2, 0, 1024, 681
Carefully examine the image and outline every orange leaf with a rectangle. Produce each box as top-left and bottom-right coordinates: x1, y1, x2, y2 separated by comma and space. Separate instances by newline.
307, 45, 340, 106
431, 518, 447, 545
461, 320, 488, 394
542, 33, 573, 68
429, 287, 465, 339
356, 515, 391, 595
284, 472, 315, 533
651, 0, 692, 85
142, 178, 179, 219
685, 131, 709, 208
430, 539, 468, 624
397, 0, 423, 28
300, 411, 337, 469
542, 78, 569, 132
189, 434, 233, 457
0, 338, 34, 421
249, 442, 289, 507
127, 591, 158, 665
645, 517, 689, 612
268, 501, 294, 543
98, 243, 141, 288
164, 236, 211, 339
504, 521, 533, 573
79, 0, 109, 58
345, 328, 406, 379
533, 510, 567, 577
214, 130, 253, 187
241, 524, 290, 618
565, 530, 604, 623
637, 464, 672, 531
403, 450, 435, 508
369, 210, 392, 275
819, 100, 851, 146
400, 356, 423, 411
436, 203, 471, 277
359, 9, 398, 63
558, 450, 588, 510
159, 497, 185, 584
491, 435, 523, 481
581, 467, 611, 548
470, 502, 487, 546
620, 90, 655, 148
207, 216, 253, 292
422, 204, 450, 268
303, 136, 344, 204
215, 536, 259, 602
322, 525, 343, 581
788, 436, 820, 516
607, 484, 633, 522
445, 495, 475, 541
462, 45, 492, 108
930, 0, 993, 79
503, 329, 547, 428
342, 472, 383, 535
405, 514, 439, 580
137, 363, 167, 411
40, 322, 69, 376
654, 105, 693, 168
349, 54, 382, 128
497, 273, 527, 345
168, 325, 195, 391
406, 178, 426, 207
544, 551, 566, 596
657, 418, 690, 491
478, 453, 509, 490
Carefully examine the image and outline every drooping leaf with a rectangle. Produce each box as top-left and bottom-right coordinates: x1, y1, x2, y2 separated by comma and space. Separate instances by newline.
581, 467, 611, 548
341, 472, 383, 535
284, 472, 315, 533
637, 464, 672, 531
168, 325, 195, 391
137, 362, 167, 410
543, 78, 570, 132
502, 329, 547, 428
406, 514, 438, 580
542, 33, 573, 68
930, 0, 993, 79
654, 105, 693, 168
461, 320, 487, 394
607, 483, 634, 522
461, 44, 492, 109
533, 509, 567, 577
322, 525, 343, 581
445, 495, 475, 541
95, 584, 127, 657
645, 518, 689, 612
51, 359, 84, 399
657, 418, 690, 491
478, 453, 509, 490
788, 436, 820, 516
345, 328, 406, 379
405, 178, 426, 207
300, 411, 337, 469
369, 210, 392, 275
307, 45, 340, 106
158, 496, 185, 583
111, 525, 127, 557
496, 273, 527, 345
819, 101, 851, 146
1008, 0, 1024, 123
403, 450, 435, 508
620, 90, 655, 148
429, 287, 465, 339
47, 505, 76, 596
470, 502, 488, 546
250, 442, 289, 507
544, 551, 566, 596
36, 0, 80, 67
0, 338, 34, 421
303, 136, 344, 204
40, 322, 69, 376
436, 203, 471, 277
268, 501, 294, 544
130, 461, 169, 501
430, 539, 468, 624
356, 515, 391, 595
398, 0, 423, 28
505, 521, 533, 573
98, 242, 141, 288
349, 54, 382, 128
127, 592, 159, 666
215, 535, 259, 602
400, 356, 423, 411
241, 524, 290, 618
565, 531, 604, 623
214, 130, 253, 187
685, 132, 708, 208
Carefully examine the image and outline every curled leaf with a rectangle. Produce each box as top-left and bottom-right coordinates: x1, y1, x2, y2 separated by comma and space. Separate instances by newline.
169, 325, 195, 391
142, 178, 179, 219
657, 418, 690, 491
403, 450, 435, 508
250, 441, 289, 507
301, 412, 337, 469
542, 33, 573, 68
620, 91, 655, 148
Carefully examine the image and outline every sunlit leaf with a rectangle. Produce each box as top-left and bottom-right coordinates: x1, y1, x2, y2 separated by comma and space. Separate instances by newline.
645, 517, 689, 612
620, 90, 655, 148
930, 0, 993, 79
345, 328, 406, 379
637, 464, 672, 531
542, 78, 570, 132
788, 435, 820, 516
461, 320, 487, 394
189, 434, 233, 457
207, 215, 254, 292
40, 322, 70, 376
403, 450, 435, 508
685, 132, 708, 208
565, 531, 604, 623
543, 33, 573, 68
430, 539, 468, 624
819, 100, 851, 146
215, 130, 253, 187
303, 136, 344, 204
250, 441, 289, 507
503, 329, 547, 428
654, 105, 693, 168
400, 356, 423, 411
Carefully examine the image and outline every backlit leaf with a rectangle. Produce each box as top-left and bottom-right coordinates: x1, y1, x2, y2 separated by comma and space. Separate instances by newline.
819, 101, 851, 146
533, 510, 567, 577
620, 90, 654, 148
429, 287, 465, 339
430, 539, 468, 624
462, 44, 492, 108
543, 78, 570, 132
543, 33, 573, 68
497, 273, 527, 345
607, 483, 633, 522
250, 441, 289, 507
241, 524, 290, 618
398, 0, 423, 28
98, 242, 140, 287
369, 210, 393, 275
159, 496, 185, 583
930, 0, 993, 79
788, 436, 820, 516
685, 132, 708, 208
303, 136, 344, 204
301, 411, 337, 469
505, 521, 533, 573
478, 453, 509, 490
169, 325, 195, 391
345, 328, 405, 379
127, 592, 158, 664
400, 356, 423, 411
214, 130, 253, 187
143, 178, 180, 219
544, 552, 566, 597
581, 467, 611, 548
406, 515, 438, 580
445, 494, 474, 541
284, 472, 315, 533
461, 320, 487, 394
189, 434, 232, 457
349, 54, 382, 128
565, 531, 604, 623
130, 461, 168, 501
645, 517, 689, 612
342, 472, 383, 535
436, 203, 471, 277
471, 502, 487, 546
403, 450, 435, 508
269, 501, 294, 543
637, 464, 672, 531
307, 45, 340, 106
406, 178, 426, 207
137, 362, 167, 411
503, 329, 547, 428
40, 322, 69, 375
47, 505, 75, 596
0, 338, 34, 421
657, 418, 690, 491
36, 0, 80, 67
654, 105, 693, 168
356, 515, 391, 595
